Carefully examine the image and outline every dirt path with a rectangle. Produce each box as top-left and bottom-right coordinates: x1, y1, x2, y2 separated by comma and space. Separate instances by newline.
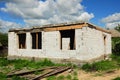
42, 69, 120, 80
78, 69, 120, 80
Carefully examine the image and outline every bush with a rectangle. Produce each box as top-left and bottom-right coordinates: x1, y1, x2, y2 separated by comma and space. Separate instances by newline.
112, 37, 120, 55
113, 42, 120, 56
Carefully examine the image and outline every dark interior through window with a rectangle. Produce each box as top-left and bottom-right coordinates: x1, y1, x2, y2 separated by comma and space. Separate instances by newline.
18, 33, 26, 49
60, 29, 75, 50
31, 32, 42, 49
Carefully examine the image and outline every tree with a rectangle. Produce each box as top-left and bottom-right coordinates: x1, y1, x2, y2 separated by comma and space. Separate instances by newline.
115, 24, 120, 32
112, 24, 120, 55
0, 32, 8, 47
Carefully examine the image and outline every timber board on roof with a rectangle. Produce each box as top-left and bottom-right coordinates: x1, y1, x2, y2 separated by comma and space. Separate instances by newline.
9, 22, 111, 34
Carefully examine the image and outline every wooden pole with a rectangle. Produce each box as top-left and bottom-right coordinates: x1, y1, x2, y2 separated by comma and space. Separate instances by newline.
36, 33, 38, 49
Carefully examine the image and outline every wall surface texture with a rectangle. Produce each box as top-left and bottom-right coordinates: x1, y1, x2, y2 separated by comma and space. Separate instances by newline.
8, 26, 111, 63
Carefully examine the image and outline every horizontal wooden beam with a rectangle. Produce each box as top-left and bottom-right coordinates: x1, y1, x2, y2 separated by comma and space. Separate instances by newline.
44, 23, 87, 32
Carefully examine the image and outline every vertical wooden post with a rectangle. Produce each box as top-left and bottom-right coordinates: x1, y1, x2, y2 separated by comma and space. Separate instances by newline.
74, 35, 76, 50
36, 33, 38, 49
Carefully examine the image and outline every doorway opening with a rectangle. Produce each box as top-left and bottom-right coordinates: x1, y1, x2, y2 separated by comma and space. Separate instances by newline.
60, 29, 75, 50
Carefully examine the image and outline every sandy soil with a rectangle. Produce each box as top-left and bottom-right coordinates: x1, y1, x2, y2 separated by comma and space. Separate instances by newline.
78, 69, 120, 80
42, 69, 120, 80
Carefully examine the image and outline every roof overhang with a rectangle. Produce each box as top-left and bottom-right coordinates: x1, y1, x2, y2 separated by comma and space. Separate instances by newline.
9, 22, 111, 34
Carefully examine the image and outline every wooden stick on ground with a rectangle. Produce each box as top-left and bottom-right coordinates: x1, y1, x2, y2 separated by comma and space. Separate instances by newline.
31, 67, 71, 80
7, 66, 57, 77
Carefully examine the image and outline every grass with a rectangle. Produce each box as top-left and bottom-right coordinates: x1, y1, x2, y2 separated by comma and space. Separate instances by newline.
82, 60, 118, 72
47, 74, 79, 80
0, 58, 74, 80
0, 54, 119, 80
111, 54, 120, 62
46, 76, 57, 80
12, 76, 28, 80
82, 53, 120, 72
0, 72, 6, 80
66, 74, 72, 80
0, 58, 69, 70
57, 75, 65, 80
113, 77, 120, 80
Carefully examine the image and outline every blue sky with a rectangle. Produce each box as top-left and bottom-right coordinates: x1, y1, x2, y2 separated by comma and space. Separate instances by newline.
82, 0, 120, 27
0, 0, 120, 32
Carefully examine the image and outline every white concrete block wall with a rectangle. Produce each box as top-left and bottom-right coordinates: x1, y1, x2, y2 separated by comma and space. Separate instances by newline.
26, 32, 32, 50
75, 27, 111, 60
8, 26, 111, 62
8, 32, 18, 56
104, 33, 111, 55
43, 31, 77, 59
17, 32, 44, 58
84, 27, 105, 59
44, 31, 60, 51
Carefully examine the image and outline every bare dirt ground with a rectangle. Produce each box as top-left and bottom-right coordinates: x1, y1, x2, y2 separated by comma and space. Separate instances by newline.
78, 69, 120, 80
41, 68, 120, 80
57, 69, 120, 80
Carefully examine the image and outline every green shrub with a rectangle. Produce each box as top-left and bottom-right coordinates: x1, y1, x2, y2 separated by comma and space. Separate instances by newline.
113, 77, 120, 80
113, 43, 120, 55
112, 37, 120, 55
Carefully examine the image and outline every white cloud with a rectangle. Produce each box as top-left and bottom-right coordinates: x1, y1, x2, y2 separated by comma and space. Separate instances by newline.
0, 0, 94, 26
0, 19, 21, 32
101, 13, 120, 29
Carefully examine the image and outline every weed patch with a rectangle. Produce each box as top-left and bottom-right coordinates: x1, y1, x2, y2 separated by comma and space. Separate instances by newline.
0, 72, 6, 80
12, 76, 28, 80
82, 60, 118, 71
47, 76, 56, 80
66, 74, 72, 80
111, 54, 120, 63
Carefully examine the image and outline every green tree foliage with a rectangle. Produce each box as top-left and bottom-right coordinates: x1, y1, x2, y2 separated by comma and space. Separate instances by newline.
0, 32, 8, 46
115, 24, 120, 32
112, 37, 120, 55
112, 25, 120, 55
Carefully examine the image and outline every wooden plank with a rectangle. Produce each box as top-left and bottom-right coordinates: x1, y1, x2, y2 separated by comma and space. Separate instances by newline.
36, 33, 38, 49
31, 67, 71, 80
7, 67, 57, 77
44, 24, 87, 32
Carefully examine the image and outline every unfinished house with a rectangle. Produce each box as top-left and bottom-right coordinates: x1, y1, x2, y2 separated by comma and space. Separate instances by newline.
8, 22, 111, 63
